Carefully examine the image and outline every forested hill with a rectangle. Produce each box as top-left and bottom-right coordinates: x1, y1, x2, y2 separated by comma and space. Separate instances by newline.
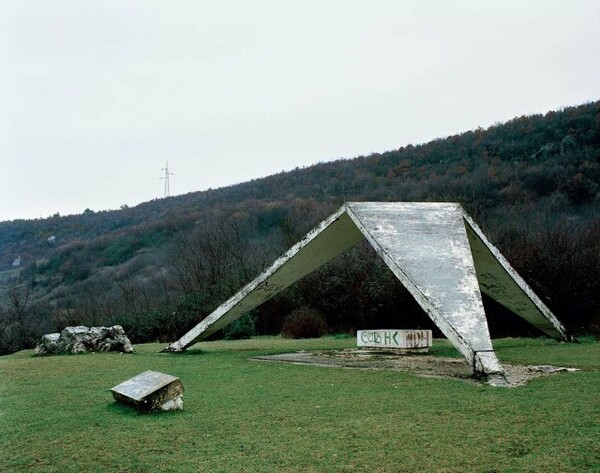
1, 101, 598, 354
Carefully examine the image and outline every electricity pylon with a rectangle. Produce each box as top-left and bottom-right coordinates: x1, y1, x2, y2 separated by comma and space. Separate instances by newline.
160, 161, 173, 198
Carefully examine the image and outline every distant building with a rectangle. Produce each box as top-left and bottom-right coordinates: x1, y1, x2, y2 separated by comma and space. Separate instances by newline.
12, 256, 21, 267
48, 236, 56, 244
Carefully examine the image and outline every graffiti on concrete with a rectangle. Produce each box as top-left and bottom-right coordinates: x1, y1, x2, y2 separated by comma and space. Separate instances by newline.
357, 329, 432, 350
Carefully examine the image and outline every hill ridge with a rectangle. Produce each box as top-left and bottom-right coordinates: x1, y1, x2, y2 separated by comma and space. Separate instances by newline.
0, 100, 598, 354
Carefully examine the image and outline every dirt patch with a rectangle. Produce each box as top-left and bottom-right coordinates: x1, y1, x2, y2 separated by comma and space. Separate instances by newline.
252, 349, 579, 387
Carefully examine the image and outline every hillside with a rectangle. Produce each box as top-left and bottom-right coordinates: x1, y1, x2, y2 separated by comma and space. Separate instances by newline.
1, 101, 599, 354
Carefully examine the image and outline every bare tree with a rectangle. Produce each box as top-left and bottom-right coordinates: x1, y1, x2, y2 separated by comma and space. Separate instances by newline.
1, 285, 43, 353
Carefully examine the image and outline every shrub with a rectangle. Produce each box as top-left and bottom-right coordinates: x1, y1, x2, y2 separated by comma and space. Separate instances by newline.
281, 307, 328, 339
333, 333, 353, 339
564, 172, 596, 204
223, 313, 256, 340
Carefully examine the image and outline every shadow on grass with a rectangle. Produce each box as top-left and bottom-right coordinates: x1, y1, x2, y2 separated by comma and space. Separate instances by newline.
493, 337, 561, 349
106, 401, 142, 417
155, 348, 206, 356
105, 401, 184, 418
429, 345, 463, 358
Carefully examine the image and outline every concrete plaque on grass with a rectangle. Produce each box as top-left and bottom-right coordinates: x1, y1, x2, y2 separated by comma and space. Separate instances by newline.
111, 370, 184, 412
357, 329, 432, 352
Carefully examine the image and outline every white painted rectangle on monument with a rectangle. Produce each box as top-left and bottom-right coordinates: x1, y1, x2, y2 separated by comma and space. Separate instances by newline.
357, 329, 432, 350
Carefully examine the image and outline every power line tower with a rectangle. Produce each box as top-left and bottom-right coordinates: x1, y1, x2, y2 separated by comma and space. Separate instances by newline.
160, 161, 174, 198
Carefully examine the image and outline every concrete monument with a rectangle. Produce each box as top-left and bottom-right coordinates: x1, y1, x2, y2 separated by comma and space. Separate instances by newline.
165, 202, 571, 382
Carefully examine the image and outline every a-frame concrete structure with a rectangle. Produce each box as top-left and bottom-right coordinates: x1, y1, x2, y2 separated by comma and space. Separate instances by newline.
165, 202, 570, 380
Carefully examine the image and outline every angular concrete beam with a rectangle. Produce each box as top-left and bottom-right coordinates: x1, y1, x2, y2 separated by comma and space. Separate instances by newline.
345, 202, 503, 377
165, 207, 365, 351
460, 212, 570, 340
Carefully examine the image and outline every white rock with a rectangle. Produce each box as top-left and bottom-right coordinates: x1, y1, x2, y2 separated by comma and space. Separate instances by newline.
35, 325, 134, 355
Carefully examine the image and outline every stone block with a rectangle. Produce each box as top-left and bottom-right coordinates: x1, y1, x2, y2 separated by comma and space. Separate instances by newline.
111, 370, 184, 412
357, 329, 432, 351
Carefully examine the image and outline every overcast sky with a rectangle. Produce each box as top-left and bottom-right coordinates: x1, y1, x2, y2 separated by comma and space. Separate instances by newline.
1, 1, 599, 221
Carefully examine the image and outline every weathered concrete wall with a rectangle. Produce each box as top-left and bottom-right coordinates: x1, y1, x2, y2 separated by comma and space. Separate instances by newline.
344, 202, 503, 377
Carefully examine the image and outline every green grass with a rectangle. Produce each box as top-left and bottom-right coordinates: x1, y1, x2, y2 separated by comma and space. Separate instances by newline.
1, 336, 598, 472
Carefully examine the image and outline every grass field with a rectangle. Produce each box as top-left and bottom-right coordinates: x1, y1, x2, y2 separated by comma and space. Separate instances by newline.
1, 336, 598, 472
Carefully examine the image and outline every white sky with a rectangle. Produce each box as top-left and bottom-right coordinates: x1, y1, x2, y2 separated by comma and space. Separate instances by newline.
1, 1, 599, 221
